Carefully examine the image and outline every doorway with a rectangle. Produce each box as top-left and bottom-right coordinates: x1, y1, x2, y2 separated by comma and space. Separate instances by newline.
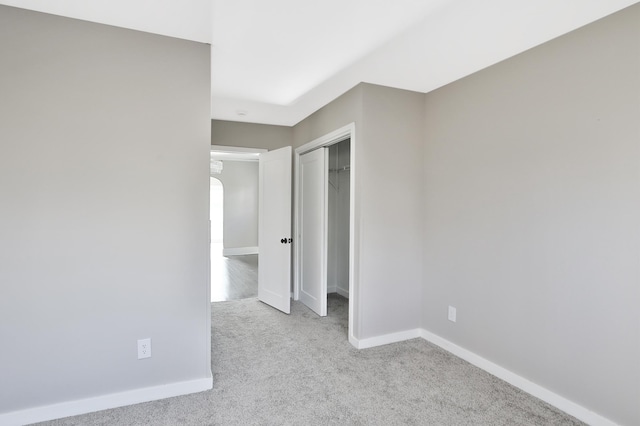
210, 146, 265, 302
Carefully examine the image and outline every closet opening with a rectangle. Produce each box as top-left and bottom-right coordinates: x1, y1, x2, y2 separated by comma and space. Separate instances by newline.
326, 139, 350, 300
293, 122, 357, 344
294, 127, 354, 335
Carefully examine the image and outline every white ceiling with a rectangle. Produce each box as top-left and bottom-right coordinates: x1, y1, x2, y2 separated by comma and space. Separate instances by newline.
2, 0, 638, 126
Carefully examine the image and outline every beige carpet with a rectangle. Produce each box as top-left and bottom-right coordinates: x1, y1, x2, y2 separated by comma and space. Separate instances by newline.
34, 294, 583, 425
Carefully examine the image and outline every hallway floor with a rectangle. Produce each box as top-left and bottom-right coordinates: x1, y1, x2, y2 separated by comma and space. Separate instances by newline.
211, 244, 258, 302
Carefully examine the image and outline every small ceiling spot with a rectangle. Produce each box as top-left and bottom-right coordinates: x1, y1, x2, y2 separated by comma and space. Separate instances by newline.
236, 110, 248, 116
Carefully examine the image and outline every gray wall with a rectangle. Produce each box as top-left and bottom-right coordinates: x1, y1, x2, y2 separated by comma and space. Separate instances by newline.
358, 84, 424, 338
421, 4, 640, 425
215, 161, 259, 250
292, 86, 363, 150
212, 120, 292, 151
0, 5, 211, 416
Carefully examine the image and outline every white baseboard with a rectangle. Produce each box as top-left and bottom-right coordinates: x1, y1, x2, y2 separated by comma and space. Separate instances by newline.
222, 246, 258, 256
0, 376, 213, 426
336, 287, 349, 298
327, 286, 347, 296
419, 329, 619, 426
348, 327, 618, 426
351, 328, 422, 350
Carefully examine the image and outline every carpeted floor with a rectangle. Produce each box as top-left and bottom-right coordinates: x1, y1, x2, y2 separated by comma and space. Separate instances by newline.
35, 295, 584, 425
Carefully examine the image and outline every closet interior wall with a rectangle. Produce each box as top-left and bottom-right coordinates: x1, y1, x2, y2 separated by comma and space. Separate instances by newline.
327, 139, 351, 298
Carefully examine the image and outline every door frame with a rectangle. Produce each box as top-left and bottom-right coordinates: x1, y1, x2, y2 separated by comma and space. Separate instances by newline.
293, 122, 358, 346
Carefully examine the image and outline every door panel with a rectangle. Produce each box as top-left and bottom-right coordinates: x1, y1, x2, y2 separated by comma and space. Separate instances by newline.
299, 148, 327, 317
258, 146, 292, 314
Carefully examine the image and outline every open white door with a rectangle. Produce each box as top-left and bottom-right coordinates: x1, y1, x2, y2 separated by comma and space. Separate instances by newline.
299, 148, 328, 316
258, 146, 292, 314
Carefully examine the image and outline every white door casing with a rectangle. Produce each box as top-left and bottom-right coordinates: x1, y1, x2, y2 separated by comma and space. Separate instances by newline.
298, 147, 328, 317
258, 146, 292, 314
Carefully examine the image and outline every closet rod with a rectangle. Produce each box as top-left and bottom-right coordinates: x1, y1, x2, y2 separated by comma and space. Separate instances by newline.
328, 166, 350, 173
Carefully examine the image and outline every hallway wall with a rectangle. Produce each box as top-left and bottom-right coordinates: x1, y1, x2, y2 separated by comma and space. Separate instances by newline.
212, 120, 292, 150
215, 160, 259, 253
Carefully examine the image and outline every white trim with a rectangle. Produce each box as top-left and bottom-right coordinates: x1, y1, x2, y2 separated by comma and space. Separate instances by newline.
222, 246, 258, 256
322, 147, 329, 316
351, 329, 422, 350
293, 153, 300, 301
419, 329, 620, 426
293, 125, 352, 156
343, 325, 619, 425
336, 287, 349, 299
211, 145, 268, 153
348, 124, 358, 348
210, 145, 267, 162
293, 123, 358, 346
211, 156, 259, 163
0, 377, 213, 426
205, 229, 212, 402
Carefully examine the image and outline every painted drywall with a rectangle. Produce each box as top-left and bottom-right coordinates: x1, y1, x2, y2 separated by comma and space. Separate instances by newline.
214, 160, 259, 251
292, 86, 363, 149
327, 139, 350, 296
421, 4, 640, 425
0, 5, 211, 419
212, 120, 292, 151
358, 84, 424, 338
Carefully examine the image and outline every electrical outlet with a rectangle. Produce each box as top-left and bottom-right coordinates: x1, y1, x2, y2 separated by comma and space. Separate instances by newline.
137, 338, 151, 359
448, 306, 457, 323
